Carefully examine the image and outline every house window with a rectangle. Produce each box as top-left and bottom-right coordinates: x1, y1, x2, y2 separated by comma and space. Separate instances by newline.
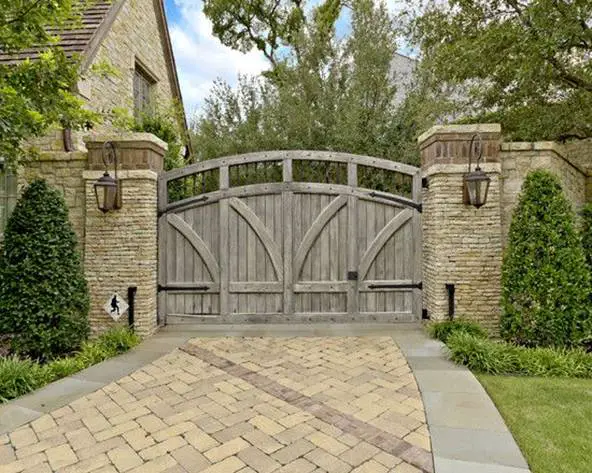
133, 64, 156, 117
0, 167, 17, 237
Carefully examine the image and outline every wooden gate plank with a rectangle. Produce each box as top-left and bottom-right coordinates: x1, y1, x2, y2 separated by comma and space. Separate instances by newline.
166, 214, 220, 282
293, 195, 347, 282
229, 197, 284, 281
347, 195, 358, 315
358, 209, 413, 281
283, 191, 294, 314
219, 199, 229, 315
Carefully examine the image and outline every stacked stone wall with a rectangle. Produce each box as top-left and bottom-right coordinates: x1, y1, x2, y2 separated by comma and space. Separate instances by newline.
500, 142, 587, 243
562, 139, 592, 202
19, 152, 87, 250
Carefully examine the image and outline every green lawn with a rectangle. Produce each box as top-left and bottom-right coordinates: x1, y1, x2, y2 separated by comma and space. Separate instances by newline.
478, 375, 592, 473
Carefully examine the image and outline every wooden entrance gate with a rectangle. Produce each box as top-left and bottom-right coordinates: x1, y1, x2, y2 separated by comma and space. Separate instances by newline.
158, 151, 422, 324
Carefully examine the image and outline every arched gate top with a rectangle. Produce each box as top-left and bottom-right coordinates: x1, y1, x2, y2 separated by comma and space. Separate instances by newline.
163, 150, 420, 182
159, 150, 422, 214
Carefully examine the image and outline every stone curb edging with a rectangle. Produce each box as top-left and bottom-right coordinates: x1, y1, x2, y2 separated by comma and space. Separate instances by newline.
392, 329, 532, 473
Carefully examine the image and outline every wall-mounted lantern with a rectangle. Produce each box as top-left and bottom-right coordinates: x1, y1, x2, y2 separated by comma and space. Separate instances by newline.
463, 133, 490, 208
93, 141, 122, 212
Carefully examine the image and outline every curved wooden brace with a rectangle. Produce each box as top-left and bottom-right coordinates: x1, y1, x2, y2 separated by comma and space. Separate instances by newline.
228, 197, 284, 281
167, 214, 220, 283
358, 209, 413, 280
293, 195, 348, 281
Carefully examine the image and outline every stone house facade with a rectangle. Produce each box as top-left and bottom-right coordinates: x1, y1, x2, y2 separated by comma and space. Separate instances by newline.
0, 0, 185, 241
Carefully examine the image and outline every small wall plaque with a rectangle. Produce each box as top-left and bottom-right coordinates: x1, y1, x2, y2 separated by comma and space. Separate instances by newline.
103, 293, 129, 321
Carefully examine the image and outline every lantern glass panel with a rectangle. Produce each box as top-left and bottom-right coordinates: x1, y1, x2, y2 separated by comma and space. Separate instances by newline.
466, 180, 478, 205
464, 170, 490, 208
94, 173, 118, 212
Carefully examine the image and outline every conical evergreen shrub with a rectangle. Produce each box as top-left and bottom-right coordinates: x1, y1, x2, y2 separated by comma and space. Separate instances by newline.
501, 170, 591, 347
0, 180, 89, 359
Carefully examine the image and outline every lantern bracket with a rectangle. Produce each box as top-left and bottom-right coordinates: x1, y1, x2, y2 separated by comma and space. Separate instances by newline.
103, 141, 122, 211
467, 133, 483, 174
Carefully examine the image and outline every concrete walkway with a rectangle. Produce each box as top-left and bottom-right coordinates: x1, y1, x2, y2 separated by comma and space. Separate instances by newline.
0, 324, 530, 473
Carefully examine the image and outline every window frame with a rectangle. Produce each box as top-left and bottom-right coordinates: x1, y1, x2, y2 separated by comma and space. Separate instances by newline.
133, 60, 158, 118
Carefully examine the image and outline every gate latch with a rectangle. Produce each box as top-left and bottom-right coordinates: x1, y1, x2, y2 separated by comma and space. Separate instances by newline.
347, 271, 358, 281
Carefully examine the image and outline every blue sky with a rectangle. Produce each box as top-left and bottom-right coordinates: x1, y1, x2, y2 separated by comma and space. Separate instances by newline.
163, 1, 404, 118
163, 0, 271, 118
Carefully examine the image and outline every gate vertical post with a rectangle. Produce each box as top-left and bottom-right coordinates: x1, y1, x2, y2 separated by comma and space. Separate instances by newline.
347, 161, 358, 315
418, 124, 503, 330
219, 164, 230, 316
411, 170, 423, 320
283, 157, 294, 315
83, 133, 166, 336
157, 172, 168, 327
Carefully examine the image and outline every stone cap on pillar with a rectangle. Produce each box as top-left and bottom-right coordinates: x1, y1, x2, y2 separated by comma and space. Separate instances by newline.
418, 124, 502, 170
84, 133, 168, 172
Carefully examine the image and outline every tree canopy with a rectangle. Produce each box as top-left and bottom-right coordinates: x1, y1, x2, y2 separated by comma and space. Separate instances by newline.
203, 0, 308, 66
194, 0, 439, 164
407, 0, 592, 141
0, 0, 97, 166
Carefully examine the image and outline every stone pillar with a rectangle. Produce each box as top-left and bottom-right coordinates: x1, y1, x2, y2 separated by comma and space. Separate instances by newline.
83, 133, 166, 337
418, 124, 503, 329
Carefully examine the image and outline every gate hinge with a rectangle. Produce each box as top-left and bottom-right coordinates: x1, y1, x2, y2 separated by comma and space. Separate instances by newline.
158, 284, 209, 292
368, 282, 423, 290
368, 191, 422, 212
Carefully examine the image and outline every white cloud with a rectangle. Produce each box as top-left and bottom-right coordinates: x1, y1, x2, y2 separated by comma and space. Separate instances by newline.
169, 1, 269, 117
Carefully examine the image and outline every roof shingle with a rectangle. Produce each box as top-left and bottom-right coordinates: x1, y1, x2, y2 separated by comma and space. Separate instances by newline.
0, 1, 114, 64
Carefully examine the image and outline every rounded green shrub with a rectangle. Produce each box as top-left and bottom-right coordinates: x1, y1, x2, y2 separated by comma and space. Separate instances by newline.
501, 170, 591, 347
0, 180, 89, 359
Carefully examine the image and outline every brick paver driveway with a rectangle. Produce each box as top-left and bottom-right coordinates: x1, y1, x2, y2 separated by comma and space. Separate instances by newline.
1, 337, 432, 473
